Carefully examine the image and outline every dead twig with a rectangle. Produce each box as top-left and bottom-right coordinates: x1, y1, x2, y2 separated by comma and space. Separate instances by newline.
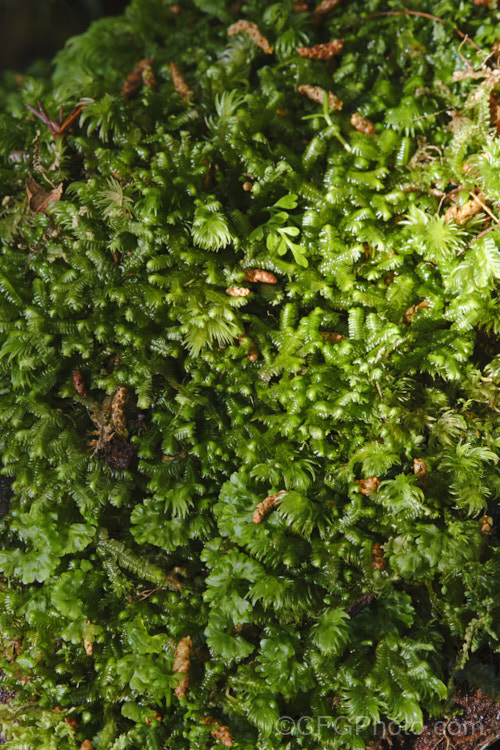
343, 10, 484, 53
459, 224, 495, 255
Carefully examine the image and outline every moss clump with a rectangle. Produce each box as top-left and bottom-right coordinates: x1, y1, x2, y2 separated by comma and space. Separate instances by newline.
1, 1, 500, 748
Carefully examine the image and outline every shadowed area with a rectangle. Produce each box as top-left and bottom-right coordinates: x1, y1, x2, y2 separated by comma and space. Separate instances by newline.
0, 0, 128, 70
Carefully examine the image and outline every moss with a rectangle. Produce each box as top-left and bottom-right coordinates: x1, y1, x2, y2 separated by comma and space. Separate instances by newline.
1, 1, 500, 748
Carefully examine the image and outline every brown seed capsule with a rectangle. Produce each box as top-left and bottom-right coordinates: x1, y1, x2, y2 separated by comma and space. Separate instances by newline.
413, 458, 429, 488
225, 286, 251, 297
356, 477, 380, 495
480, 515, 493, 537
298, 84, 342, 111
201, 717, 233, 747
350, 112, 375, 135
320, 331, 344, 344
169, 62, 193, 99
492, 40, 500, 58
83, 638, 93, 656
242, 181, 253, 191
141, 61, 157, 91
244, 268, 278, 284
64, 717, 78, 728
293, 0, 309, 11
238, 334, 259, 361
173, 636, 192, 699
227, 20, 274, 54
121, 59, 154, 99
372, 543, 385, 571
490, 91, 500, 135
297, 39, 344, 59
111, 386, 128, 436
73, 370, 88, 398
80, 742, 93, 750
253, 490, 287, 523
313, 0, 342, 16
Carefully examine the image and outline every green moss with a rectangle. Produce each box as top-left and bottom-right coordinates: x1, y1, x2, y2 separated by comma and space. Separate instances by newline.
1, 1, 500, 747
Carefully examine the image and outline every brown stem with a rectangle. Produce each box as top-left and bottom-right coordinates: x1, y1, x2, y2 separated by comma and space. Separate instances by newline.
460, 224, 495, 254
343, 9, 484, 53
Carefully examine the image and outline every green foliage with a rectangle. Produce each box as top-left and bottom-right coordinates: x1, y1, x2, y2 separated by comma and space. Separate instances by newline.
191, 199, 234, 252
0, 0, 500, 748
249, 194, 308, 267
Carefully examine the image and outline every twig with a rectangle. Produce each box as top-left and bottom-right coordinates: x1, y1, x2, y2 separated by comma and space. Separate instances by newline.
430, 720, 451, 750
410, 108, 450, 122
135, 586, 162, 600
225, 686, 239, 703
459, 224, 495, 255
57, 409, 77, 429
436, 186, 472, 214
343, 10, 484, 53
471, 192, 499, 224
25, 98, 92, 138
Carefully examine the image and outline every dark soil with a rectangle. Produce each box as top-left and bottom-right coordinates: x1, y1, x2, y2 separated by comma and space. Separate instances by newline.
368, 689, 500, 749
0, 0, 129, 71
0, 476, 13, 518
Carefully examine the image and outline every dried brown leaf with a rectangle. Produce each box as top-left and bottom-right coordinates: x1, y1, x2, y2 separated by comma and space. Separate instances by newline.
26, 175, 62, 214
356, 477, 380, 495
